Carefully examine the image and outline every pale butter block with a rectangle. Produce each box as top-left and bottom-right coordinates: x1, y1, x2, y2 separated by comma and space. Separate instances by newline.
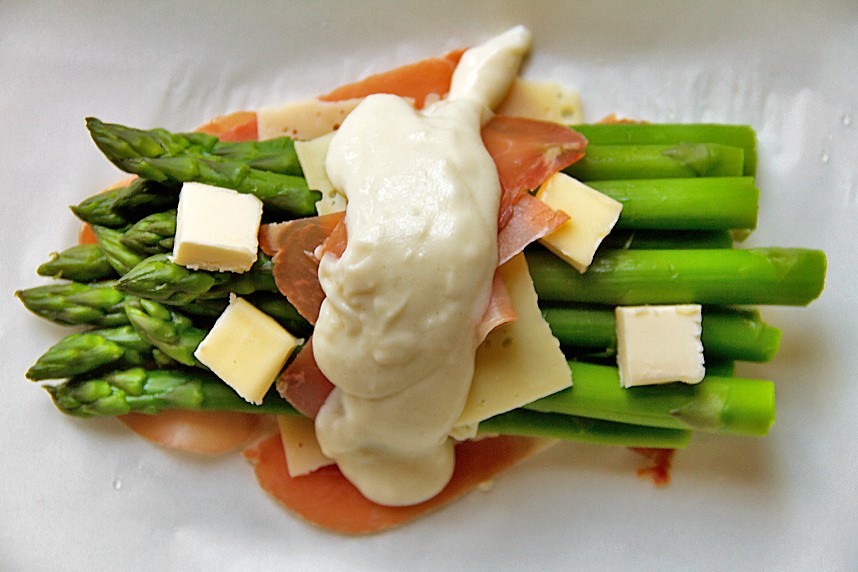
497, 78, 583, 124
454, 253, 571, 429
194, 296, 299, 404
277, 415, 334, 477
535, 173, 623, 273
615, 304, 705, 388
172, 183, 262, 272
257, 97, 363, 141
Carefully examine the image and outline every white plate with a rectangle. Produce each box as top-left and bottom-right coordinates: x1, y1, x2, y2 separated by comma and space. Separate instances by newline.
2, 2, 856, 570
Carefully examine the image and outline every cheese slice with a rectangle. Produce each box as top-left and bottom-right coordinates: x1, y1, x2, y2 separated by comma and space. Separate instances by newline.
535, 173, 623, 273
194, 296, 300, 404
171, 183, 263, 273
497, 78, 583, 124
454, 253, 571, 429
277, 415, 334, 477
257, 97, 363, 141
615, 304, 705, 388
293, 132, 349, 215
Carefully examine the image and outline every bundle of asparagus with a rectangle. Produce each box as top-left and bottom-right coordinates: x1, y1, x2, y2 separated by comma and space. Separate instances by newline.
16, 120, 826, 452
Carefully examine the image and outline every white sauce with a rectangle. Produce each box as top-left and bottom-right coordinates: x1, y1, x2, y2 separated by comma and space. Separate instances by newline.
313, 26, 532, 506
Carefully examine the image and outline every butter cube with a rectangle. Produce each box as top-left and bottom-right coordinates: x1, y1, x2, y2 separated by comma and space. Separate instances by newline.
172, 182, 263, 272
615, 305, 705, 388
535, 173, 623, 273
194, 296, 299, 404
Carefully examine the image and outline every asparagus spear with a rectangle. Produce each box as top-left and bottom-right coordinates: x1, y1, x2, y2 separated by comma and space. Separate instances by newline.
600, 230, 734, 250
36, 244, 117, 282
526, 361, 775, 436
565, 143, 745, 181
120, 210, 176, 255
572, 123, 757, 176
477, 409, 692, 449
115, 253, 278, 305
86, 118, 319, 218
123, 296, 206, 367
26, 333, 125, 381
92, 225, 145, 275
15, 281, 129, 327
45, 367, 692, 448
70, 178, 181, 228
542, 305, 782, 362
25, 325, 155, 380
526, 246, 827, 306
45, 368, 294, 417
589, 177, 759, 231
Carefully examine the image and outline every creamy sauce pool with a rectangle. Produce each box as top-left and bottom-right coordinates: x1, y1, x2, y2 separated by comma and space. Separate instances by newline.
313, 27, 532, 506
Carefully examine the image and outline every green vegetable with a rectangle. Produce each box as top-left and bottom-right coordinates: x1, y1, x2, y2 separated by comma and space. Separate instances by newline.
477, 409, 692, 449
15, 281, 128, 328
70, 178, 181, 228
573, 123, 757, 175
526, 361, 775, 436
123, 297, 207, 367
26, 325, 157, 381
115, 253, 278, 305
86, 117, 319, 218
120, 210, 176, 255
566, 143, 745, 181
600, 230, 734, 250
542, 305, 781, 362
36, 244, 116, 282
590, 177, 759, 231
526, 246, 827, 306
91, 225, 145, 275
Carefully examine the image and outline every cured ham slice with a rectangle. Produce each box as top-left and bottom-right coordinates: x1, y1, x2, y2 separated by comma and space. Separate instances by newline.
319, 50, 465, 110
481, 115, 588, 229
259, 212, 345, 325
244, 432, 553, 535
276, 338, 335, 419
119, 410, 264, 455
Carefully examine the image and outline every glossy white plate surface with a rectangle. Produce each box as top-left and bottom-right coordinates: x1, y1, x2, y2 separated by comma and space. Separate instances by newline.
1, 2, 856, 570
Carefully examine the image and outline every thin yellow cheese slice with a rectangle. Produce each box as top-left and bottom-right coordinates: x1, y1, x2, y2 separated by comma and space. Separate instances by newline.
257, 97, 363, 141
496, 78, 583, 124
454, 253, 572, 429
277, 415, 334, 477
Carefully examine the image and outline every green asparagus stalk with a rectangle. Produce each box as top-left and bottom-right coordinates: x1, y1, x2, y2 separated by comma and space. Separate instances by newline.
526, 247, 827, 306
26, 333, 125, 381
70, 187, 129, 228
45, 368, 296, 417
25, 325, 156, 380
589, 177, 759, 231
46, 367, 692, 448
600, 230, 734, 250
86, 118, 319, 218
36, 244, 117, 282
572, 123, 757, 176
477, 409, 692, 449
15, 281, 129, 327
109, 177, 181, 218
123, 297, 206, 367
119, 210, 176, 255
542, 305, 781, 362
565, 143, 745, 181
92, 225, 145, 275
70, 178, 181, 228
526, 361, 775, 436
116, 253, 278, 305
